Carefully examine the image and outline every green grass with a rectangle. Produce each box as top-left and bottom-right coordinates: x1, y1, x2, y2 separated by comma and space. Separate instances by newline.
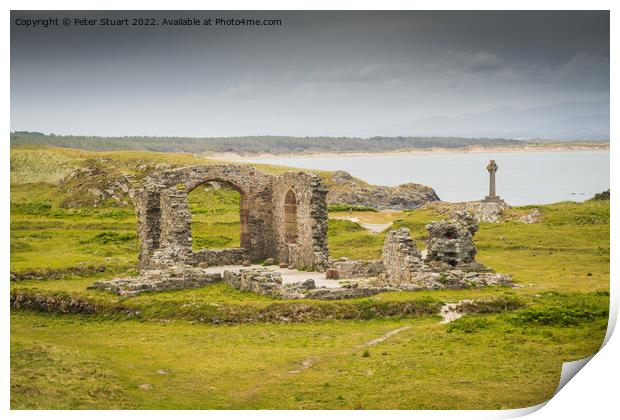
11, 296, 607, 409
9, 145, 611, 409
327, 219, 385, 259
189, 184, 241, 250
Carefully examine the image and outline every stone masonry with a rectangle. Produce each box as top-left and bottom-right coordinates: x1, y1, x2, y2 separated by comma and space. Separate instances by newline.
425, 211, 478, 268
134, 165, 329, 272
381, 228, 425, 285
91, 163, 512, 298
378, 216, 512, 290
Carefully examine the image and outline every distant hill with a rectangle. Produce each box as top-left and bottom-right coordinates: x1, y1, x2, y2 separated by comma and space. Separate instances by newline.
362, 101, 609, 140
10, 132, 527, 155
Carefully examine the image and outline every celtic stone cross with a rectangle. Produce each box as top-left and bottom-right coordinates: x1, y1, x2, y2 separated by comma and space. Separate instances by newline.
484, 160, 501, 202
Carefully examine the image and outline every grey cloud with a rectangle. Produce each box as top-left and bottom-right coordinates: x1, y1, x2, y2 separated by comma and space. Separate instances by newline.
10, 10, 609, 137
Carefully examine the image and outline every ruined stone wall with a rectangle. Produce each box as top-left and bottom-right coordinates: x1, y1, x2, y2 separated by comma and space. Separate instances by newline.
273, 172, 329, 271
223, 268, 283, 298
331, 259, 384, 279
136, 165, 276, 270
135, 165, 329, 272
193, 248, 248, 267
381, 228, 425, 285
425, 213, 478, 267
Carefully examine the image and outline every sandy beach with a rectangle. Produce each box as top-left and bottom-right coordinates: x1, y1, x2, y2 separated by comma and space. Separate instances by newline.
206, 143, 609, 161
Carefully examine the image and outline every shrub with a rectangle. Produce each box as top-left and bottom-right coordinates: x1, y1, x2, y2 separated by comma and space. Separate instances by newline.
328, 204, 378, 212
83, 232, 137, 245
509, 304, 608, 327
10, 201, 52, 215
446, 316, 492, 333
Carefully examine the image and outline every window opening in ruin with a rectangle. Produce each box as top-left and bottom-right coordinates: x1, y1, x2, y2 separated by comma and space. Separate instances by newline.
284, 189, 298, 244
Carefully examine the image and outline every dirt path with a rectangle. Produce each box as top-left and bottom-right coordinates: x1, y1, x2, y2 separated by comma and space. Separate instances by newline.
287, 324, 412, 375
360, 325, 411, 347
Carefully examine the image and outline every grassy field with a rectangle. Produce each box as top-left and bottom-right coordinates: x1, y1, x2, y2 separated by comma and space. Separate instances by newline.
9, 146, 610, 409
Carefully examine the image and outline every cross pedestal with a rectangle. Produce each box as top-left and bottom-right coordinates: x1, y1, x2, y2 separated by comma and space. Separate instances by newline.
484, 160, 502, 202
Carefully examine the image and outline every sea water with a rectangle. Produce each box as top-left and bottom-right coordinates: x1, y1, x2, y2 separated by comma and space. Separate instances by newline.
242, 150, 610, 205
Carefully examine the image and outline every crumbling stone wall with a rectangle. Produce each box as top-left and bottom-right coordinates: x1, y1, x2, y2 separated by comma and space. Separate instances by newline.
425, 212, 478, 267
331, 258, 384, 278
273, 172, 329, 271
378, 224, 511, 290
381, 228, 425, 285
135, 165, 329, 272
193, 248, 248, 267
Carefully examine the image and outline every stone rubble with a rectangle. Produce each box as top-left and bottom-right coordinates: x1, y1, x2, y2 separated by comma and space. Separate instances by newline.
88, 164, 512, 299
420, 200, 511, 223
88, 266, 222, 296
331, 258, 384, 279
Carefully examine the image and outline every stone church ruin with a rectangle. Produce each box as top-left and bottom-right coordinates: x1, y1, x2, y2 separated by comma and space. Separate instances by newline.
91, 164, 512, 298
135, 165, 329, 272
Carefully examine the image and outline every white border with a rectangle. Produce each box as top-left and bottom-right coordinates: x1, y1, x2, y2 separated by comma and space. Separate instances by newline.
3, 2, 617, 419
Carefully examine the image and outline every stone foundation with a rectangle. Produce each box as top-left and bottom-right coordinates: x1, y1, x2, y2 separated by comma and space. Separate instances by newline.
331, 258, 384, 279
88, 267, 222, 296
222, 268, 387, 300
192, 248, 248, 267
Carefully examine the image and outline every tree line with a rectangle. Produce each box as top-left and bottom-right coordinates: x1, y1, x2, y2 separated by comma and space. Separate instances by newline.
10, 132, 526, 154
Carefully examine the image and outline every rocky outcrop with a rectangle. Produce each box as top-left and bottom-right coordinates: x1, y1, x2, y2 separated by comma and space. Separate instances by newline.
58, 164, 438, 212
327, 170, 439, 210
59, 164, 135, 207
519, 208, 541, 224
591, 189, 610, 201
419, 200, 510, 223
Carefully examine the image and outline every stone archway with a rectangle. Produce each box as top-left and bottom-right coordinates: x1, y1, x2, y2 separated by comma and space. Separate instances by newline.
187, 179, 251, 250
134, 165, 329, 272
135, 165, 275, 270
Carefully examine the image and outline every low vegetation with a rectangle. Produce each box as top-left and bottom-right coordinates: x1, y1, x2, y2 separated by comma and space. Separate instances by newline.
9, 145, 610, 409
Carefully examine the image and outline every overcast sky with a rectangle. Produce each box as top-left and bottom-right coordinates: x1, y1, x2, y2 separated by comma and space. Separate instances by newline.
11, 11, 609, 137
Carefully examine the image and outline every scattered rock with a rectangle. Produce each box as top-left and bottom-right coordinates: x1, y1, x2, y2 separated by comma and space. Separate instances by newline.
519, 208, 541, 224
59, 163, 135, 208
88, 266, 222, 296
301, 279, 316, 289
420, 200, 510, 223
